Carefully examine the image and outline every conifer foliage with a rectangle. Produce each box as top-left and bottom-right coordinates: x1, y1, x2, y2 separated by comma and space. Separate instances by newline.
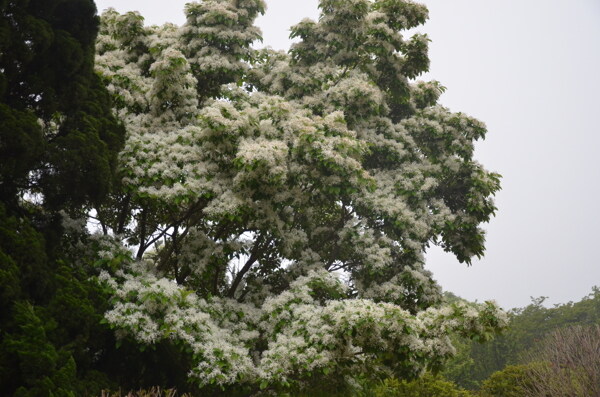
0, 0, 125, 395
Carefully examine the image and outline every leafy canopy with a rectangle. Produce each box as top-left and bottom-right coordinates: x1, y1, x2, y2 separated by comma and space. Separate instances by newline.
88, 0, 506, 392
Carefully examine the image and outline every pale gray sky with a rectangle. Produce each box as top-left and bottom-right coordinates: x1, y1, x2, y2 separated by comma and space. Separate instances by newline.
94, 0, 600, 309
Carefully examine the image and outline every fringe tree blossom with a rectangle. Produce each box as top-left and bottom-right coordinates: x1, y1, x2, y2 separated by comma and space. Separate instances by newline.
90, 0, 506, 392
95, 250, 506, 388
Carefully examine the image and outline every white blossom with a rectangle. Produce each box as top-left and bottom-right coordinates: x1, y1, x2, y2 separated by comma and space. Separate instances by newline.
90, 0, 505, 391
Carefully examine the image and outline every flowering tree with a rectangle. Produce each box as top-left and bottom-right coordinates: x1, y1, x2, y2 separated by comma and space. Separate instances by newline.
91, 0, 507, 393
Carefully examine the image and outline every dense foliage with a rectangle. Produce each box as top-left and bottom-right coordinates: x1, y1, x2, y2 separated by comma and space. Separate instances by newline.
475, 324, 600, 397
477, 364, 536, 397
1, 0, 507, 395
373, 373, 473, 397
89, 0, 505, 393
442, 287, 600, 392
0, 0, 126, 395
0, 0, 123, 210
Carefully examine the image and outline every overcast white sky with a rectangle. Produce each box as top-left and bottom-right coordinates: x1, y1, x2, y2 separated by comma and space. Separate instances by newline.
94, 0, 600, 309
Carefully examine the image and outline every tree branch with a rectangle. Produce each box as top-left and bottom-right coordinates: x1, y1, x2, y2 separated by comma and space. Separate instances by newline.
136, 207, 148, 260
227, 233, 267, 298
116, 193, 131, 234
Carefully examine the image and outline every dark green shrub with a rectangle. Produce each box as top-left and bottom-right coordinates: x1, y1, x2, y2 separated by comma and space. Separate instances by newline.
373, 373, 474, 397
99, 387, 192, 397
478, 364, 536, 397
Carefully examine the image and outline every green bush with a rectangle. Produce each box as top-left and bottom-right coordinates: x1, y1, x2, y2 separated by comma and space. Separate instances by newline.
373, 373, 474, 397
478, 364, 536, 397
99, 388, 191, 397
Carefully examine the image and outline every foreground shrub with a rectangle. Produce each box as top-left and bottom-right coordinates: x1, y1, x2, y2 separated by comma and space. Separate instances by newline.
373, 373, 474, 397
100, 387, 191, 397
478, 364, 537, 397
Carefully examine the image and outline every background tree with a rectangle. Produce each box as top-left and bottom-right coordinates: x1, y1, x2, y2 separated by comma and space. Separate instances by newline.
477, 325, 600, 397
523, 324, 600, 397
439, 287, 600, 392
0, 0, 123, 210
0, 0, 125, 395
90, 0, 507, 394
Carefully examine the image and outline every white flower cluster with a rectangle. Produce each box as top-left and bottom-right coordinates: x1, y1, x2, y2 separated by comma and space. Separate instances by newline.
92, 0, 504, 391
97, 253, 259, 385
96, 258, 507, 387
180, 0, 264, 97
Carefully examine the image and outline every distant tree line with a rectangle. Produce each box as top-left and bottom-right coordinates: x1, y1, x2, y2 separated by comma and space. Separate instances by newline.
431, 288, 600, 396
363, 288, 600, 396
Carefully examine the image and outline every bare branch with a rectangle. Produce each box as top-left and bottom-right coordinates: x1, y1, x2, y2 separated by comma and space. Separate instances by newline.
227, 233, 267, 298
